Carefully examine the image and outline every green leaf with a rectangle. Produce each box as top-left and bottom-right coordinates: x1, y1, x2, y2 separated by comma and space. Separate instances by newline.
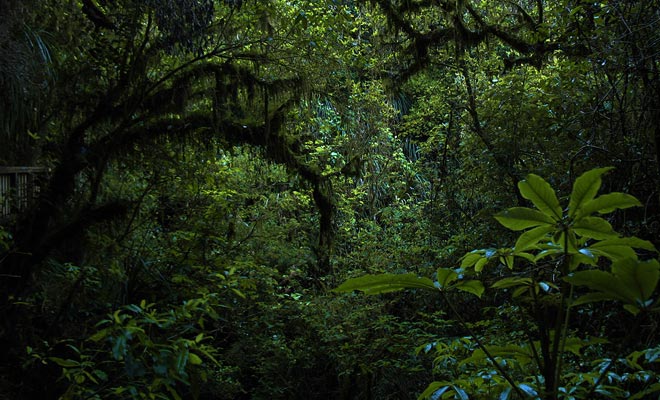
93, 369, 108, 381
538, 281, 551, 292
568, 167, 613, 218
453, 386, 469, 400
565, 258, 660, 312
88, 328, 110, 342
112, 309, 123, 324
625, 350, 645, 369
590, 237, 657, 252
578, 192, 641, 217
418, 381, 451, 400
436, 268, 458, 288
518, 174, 562, 219
518, 384, 538, 398
572, 251, 598, 269
175, 347, 189, 375
587, 245, 637, 261
512, 286, 529, 298
454, 280, 485, 298
563, 336, 608, 356
463, 344, 534, 365
514, 225, 555, 252
500, 254, 515, 269
333, 273, 436, 295
111, 334, 127, 360
495, 207, 556, 230
461, 252, 484, 268
572, 217, 618, 240
499, 387, 512, 400
565, 270, 631, 303
623, 304, 641, 315
492, 277, 532, 289
188, 353, 203, 365
515, 251, 537, 262
197, 347, 220, 366
48, 357, 80, 368
534, 248, 562, 262
571, 292, 621, 307
584, 236, 657, 261
461, 248, 498, 271
165, 384, 183, 400
474, 257, 489, 272
612, 258, 660, 303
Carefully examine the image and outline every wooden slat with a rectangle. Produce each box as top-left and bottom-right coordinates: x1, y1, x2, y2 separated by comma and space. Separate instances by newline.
0, 175, 10, 218
0, 167, 47, 221
17, 173, 29, 211
0, 166, 46, 174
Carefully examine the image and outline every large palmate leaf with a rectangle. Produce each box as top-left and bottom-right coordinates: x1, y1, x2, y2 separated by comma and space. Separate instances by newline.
565, 258, 660, 314
594, 236, 657, 251
514, 225, 554, 252
453, 280, 485, 298
332, 273, 436, 295
572, 217, 618, 240
462, 344, 535, 365
565, 270, 631, 303
518, 174, 562, 219
495, 207, 556, 230
491, 277, 533, 290
436, 268, 458, 288
613, 258, 660, 303
577, 192, 641, 218
584, 237, 657, 261
435, 268, 485, 298
586, 245, 637, 261
460, 248, 497, 272
568, 167, 613, 218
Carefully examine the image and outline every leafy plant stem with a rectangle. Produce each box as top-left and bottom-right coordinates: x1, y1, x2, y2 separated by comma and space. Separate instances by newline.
553, 283, 574, 399
549, 231, 572, 399
519, 301, 544, 374
438, 289, 527, 399
547, 295, 564, 396
531, 273, 553, 393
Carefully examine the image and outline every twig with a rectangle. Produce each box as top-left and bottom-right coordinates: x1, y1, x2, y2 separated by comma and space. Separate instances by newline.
439, 289, 528, 399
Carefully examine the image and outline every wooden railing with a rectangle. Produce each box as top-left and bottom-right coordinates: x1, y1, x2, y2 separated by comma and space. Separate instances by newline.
0, 167, 47, 222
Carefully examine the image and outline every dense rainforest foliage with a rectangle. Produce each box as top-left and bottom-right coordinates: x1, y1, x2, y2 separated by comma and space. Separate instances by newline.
1, 0, 660, 398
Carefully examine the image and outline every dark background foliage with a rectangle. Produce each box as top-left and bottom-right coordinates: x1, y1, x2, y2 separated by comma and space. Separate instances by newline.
1, 0, 659, 399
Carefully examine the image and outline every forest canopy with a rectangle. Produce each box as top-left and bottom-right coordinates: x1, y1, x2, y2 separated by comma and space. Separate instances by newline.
1, 0, 659, 399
